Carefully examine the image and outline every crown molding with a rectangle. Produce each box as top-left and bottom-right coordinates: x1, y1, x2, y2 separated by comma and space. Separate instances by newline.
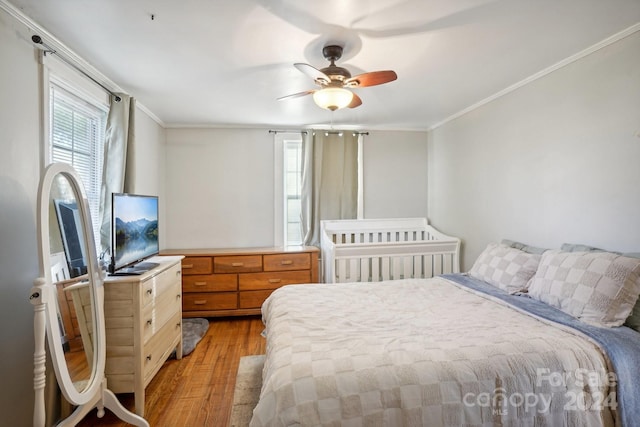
429, 22, 640, 131
135, 103, 165, 127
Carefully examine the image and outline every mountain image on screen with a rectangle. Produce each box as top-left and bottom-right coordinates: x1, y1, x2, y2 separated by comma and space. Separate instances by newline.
114, 216, 159, 266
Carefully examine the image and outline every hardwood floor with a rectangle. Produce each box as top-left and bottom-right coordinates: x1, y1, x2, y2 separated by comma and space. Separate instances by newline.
76, 316, 266, 426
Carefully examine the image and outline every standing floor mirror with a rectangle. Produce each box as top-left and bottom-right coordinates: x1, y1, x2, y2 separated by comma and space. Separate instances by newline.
30, 163, 148, 427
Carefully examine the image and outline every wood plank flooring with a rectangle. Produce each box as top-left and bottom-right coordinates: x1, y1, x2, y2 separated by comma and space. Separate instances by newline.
76, 316, 266, 426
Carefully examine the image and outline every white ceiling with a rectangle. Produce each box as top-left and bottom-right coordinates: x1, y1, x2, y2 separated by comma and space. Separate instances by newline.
6, 0, 640, 130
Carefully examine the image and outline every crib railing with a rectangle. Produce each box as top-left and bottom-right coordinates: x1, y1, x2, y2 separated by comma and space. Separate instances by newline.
321, 218, 460, 283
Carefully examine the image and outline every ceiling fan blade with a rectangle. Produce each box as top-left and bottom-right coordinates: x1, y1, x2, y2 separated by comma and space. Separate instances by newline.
348, 93, 362, 108
345, 70, 397, 87
277, 90, 315, 101
294, 63, 330, 85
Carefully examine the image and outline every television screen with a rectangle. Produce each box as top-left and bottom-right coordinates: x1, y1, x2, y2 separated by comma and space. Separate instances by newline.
110, 193, 159, 274
53, 199, 88, 278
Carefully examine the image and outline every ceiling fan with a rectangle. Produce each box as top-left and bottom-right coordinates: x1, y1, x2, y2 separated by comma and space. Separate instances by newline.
278, 45, 397, 111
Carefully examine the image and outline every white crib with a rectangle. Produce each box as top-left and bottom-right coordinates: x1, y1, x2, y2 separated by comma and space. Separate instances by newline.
320, 218, 461, 283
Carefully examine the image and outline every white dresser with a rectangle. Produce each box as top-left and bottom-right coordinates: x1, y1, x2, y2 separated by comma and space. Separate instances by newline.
102, 256, 183, 416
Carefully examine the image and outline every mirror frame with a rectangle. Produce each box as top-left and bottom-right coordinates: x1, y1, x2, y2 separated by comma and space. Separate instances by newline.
37, 163, 103, 405
31, 163, 148, 427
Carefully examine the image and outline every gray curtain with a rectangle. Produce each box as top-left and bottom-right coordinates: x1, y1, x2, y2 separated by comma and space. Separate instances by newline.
301, 131, 359, 247
98, 94, 136, 255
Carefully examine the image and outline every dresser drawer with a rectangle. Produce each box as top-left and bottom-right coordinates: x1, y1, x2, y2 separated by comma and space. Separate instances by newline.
143, 310, 182, 384
182, 292, 237, 311
239, 270, 311, 291
239, 290, 277, 309
264, 253, 311, 272
141, 263, 182, 307
181, 256, 213, 275
214, 255, 262, 273
142, 281, 181, 344
182, 274, 237, 292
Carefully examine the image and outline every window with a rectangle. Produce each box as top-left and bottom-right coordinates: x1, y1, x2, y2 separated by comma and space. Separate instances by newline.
274, 131, 364, 246
284, 139, 303, 245
47, 76, 108, 251
273, 132, 303, 246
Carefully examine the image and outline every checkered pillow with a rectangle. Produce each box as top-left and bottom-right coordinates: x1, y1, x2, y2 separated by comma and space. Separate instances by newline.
468, 243, 542, 293
528, 250, 640, 327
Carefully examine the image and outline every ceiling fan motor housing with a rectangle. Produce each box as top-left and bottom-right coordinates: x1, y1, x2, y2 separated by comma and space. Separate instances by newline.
322, 45, 344, 61
321, 45, 351, 82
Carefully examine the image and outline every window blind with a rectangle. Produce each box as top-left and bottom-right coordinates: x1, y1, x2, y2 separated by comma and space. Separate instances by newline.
50, 83, 107, 251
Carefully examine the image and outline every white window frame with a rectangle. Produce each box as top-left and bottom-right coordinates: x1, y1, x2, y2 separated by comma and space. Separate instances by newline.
41, 53, 110, 252
273, 132, 303, 247
284, 138, 303, 246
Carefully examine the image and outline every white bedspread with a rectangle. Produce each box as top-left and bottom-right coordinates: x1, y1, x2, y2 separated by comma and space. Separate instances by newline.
251, 278, 615, 427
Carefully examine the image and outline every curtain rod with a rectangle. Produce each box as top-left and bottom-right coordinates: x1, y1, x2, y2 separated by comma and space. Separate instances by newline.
269, 130, 308, 134
32, 35, 122, 102
322, 131, 369, 136
269, 130, 369, 135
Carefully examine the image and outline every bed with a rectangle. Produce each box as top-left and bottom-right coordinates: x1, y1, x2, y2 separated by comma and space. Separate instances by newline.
320, 218, 461, 283
251, 243, 640, 427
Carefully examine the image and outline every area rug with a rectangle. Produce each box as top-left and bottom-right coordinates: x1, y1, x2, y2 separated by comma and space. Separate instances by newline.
229, 355, 265, 427
182, 317, 209, 356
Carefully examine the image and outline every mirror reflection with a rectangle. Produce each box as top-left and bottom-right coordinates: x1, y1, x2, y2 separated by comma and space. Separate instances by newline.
48, 173, 94, 393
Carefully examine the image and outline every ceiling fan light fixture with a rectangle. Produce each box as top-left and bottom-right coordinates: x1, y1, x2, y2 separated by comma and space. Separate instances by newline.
313, 87, 354, 111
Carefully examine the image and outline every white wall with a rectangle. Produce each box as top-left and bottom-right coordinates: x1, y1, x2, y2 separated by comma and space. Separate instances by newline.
0, 9, 42, 425
0, 9, 166, 424
363, 131, 428, 219
131, 108, 167, 249
164, 128, 429, 249
165, 128, 275, 249
428, 31, 640, 270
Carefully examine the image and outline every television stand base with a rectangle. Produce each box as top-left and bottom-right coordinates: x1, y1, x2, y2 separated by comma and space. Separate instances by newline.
110, 262, 160, 276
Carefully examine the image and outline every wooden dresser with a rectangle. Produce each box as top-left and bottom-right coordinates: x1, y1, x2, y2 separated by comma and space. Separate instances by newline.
161, 246, 319, 317
69, 255, 184, 416
56, 279, 86, 353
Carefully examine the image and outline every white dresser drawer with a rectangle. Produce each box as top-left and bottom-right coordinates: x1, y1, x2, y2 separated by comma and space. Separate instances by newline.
141, 281, 181, 344
141, 262, 182, 307
143, 310, 182, 385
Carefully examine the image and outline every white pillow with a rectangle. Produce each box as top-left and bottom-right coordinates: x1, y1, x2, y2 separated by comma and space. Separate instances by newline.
468, 243, 541, 293
527, 250, 640, 327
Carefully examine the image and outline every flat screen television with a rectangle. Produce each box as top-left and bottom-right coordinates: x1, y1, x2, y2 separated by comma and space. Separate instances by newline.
109, 193, 159, 275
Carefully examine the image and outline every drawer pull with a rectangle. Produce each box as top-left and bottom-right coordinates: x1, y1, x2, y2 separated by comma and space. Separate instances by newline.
176, 294, 181, 299
231, 262, 244, 267
146, 319, 153, 325
281, 260, 294, 265
194, 300, 207, 305
146, 289, 153, 295
194, 281, 207, 286
183, 264, 194, 269
268, 278, 282, 284
176, 270, 181, 276
146, 355, 152, 361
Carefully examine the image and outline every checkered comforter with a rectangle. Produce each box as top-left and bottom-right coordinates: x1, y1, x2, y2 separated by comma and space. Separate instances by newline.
251, 277, 616, 427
